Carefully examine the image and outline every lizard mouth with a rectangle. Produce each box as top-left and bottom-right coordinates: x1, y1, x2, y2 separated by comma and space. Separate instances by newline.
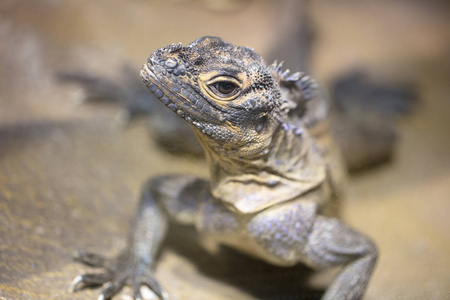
141, 62, 200, 127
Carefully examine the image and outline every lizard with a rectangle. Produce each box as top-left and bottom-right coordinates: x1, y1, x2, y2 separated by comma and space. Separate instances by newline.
71, 36, 378, 300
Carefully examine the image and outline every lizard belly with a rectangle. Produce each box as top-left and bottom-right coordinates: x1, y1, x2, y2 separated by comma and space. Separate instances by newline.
197, 189, 326, 267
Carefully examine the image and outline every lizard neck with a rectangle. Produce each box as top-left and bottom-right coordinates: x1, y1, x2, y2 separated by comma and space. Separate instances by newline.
197, 121, 326, 213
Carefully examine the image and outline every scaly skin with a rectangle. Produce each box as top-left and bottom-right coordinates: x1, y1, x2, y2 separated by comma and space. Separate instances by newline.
72, 36, 377, 300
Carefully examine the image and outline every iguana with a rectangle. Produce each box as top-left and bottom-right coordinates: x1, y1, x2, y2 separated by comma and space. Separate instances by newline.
71, 36, 378, 300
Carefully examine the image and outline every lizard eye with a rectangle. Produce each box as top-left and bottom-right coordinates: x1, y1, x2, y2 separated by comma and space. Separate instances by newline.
206, 77, 241, 100
208, 81, 239, 97
214, 82, 237, 95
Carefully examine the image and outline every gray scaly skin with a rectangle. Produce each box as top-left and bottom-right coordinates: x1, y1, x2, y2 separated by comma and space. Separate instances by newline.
71, 36, 378, 300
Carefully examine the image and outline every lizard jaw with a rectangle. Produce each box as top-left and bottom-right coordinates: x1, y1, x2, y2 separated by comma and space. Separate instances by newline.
141, 63, 188, 117
141, 62, 219, 133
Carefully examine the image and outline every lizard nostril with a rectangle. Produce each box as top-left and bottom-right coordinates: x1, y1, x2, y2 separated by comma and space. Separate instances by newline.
165, 58, 178, 69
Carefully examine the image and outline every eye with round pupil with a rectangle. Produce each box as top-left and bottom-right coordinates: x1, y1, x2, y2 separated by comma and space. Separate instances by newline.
214, 82, 237, 95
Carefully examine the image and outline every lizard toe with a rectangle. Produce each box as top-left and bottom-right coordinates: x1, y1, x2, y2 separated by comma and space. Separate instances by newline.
70, 272, 112, 292
73, 250, 110, 268
98, 281, 126, 300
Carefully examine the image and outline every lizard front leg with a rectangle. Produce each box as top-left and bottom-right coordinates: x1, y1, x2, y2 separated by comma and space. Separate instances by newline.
71, 175, 210, 300
246, 198, 378, 300
305, 216, 378, 300
196, 196, 377, 300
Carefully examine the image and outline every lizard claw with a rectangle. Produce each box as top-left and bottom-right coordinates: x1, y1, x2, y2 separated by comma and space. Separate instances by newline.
71, 249, 167, 300
135, 277, 169, 300
70, 275, 83, 292
134, 284, 169, 300
97, 282, 124, 300
70, 272, 112, 292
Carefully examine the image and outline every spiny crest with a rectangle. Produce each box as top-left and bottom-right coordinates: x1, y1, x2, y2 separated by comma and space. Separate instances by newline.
270, 60, 319, 101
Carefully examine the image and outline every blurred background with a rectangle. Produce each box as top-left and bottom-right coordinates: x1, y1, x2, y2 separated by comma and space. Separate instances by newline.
1, 0, 450, 299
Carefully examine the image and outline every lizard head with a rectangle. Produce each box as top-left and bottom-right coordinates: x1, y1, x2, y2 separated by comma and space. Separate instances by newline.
141, 36, 284, 158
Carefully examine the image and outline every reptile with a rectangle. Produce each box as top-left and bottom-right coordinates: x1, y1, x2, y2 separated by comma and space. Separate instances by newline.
71, 36, 378, 300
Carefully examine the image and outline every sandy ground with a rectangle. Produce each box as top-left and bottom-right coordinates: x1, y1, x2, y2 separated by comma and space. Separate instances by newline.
1, 1, 450, 299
